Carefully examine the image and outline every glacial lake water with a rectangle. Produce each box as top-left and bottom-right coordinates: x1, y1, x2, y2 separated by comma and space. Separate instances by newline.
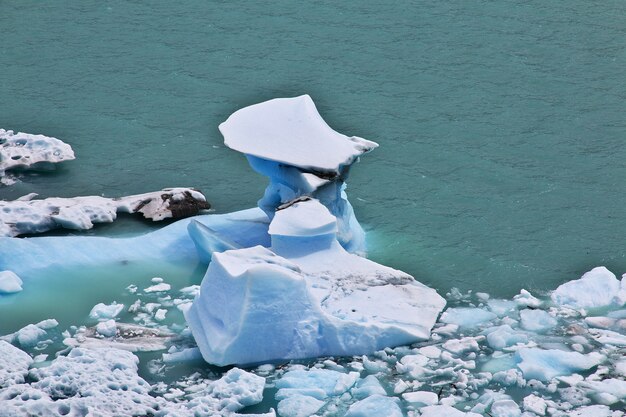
1, 2, 625, 413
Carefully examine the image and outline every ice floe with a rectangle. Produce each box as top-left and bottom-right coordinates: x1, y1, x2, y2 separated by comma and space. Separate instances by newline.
0, 188, 210, 237
0, 129, 75, 177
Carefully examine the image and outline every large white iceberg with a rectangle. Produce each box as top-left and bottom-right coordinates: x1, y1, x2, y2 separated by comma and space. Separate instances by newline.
186, 199, 445, 366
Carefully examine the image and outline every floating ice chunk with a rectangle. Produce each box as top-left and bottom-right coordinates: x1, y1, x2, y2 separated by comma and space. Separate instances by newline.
442, 336, 483, 355
440, 308, 497, 328
485, 325, 528, 350
513, 289, 542, 309
154, 309, 167, 321
162, 347, 203, 363
344, 395, 402, 417
0, 341, 32, 387
520, 309, 557, 332
188, 367, 266, 413
523, 394, 546, 415
187, 200, 444, 365
0, 188, 209, 237
65, 323, 173, 352
490, 399, 521, 417
275, 369, 359, 400
487, 299, 517, 317
277, 395, 324, 417
419, 345, 442, 359
352, 375, 386, 399
89, 302, 124, 320
0, 129, 75, 176
144, 283, 171, 293
551, 267, 622, 309
220, 95, 377, 174
569, 405, 612, 417
402, 390, 438, 406
420, 405, 481, 417
579, 379, 626, 402
515, 348, 604, 381
0, 271, 23, 294
96, 319, 117, 337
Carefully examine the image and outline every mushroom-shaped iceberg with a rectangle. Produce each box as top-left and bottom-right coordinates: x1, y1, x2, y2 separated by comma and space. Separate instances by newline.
220, 95, 377, 254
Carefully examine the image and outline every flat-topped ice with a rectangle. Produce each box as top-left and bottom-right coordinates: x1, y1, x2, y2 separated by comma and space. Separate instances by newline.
220, 95, 378, 175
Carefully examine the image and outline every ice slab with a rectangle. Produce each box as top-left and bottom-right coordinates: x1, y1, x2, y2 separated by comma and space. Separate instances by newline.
0, 188, 209, 237
220, 95, 377, 175
187, 200, 445, 366
0, 129, 74, 176
515, 348, 605, 381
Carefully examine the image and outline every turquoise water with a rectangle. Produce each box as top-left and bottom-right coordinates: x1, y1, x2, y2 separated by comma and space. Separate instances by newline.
2, 0, 625, 299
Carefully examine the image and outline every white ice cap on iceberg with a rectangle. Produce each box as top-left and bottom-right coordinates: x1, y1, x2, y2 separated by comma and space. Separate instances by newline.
219, 95, 378, 175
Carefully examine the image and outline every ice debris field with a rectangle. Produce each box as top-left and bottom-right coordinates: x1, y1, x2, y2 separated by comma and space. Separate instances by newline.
1, 96, 625, 416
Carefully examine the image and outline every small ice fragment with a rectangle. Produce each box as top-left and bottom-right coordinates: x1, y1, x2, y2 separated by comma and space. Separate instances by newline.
515, 348, 605, 381
344, 395, 402, 417
15, 324, 47, 347
418, 345, 441, 359
154, 309, 167, 321
490, 399, 521, 417
523, 394, 546, 416
0, 271, 23, 294
485, 325, 528, 350
402, 390, 438, 407
96, 320, 117, 337
277, 395, 324, 417
513, 289, 542, 308
162, 347, 202, 363
89, 303, 124, 320
440, 308, 496, 328
151, 277, 164, 283
520, 309, 557, 332
144, 283, 171, 293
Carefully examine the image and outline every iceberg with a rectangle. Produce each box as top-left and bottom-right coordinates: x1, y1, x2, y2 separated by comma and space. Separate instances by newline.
0, 129, 75, 177
186, 199, 445, 366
